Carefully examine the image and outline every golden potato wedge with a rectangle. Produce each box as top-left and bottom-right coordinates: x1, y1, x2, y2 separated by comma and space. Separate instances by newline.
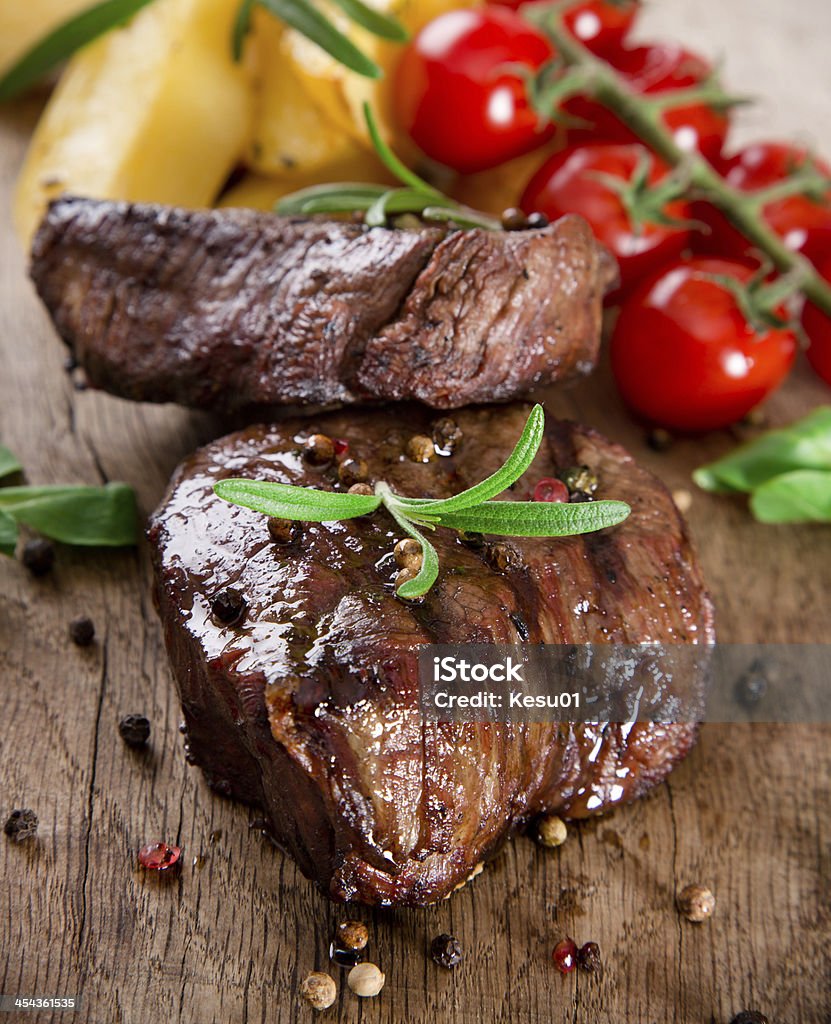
452, 137, 567, 216
14, 0, 253, 248
0, 0, 92, 78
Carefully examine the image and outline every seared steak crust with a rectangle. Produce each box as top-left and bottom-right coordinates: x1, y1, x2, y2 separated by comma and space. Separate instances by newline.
31, 197, 613, 411
149, 405, 714, 905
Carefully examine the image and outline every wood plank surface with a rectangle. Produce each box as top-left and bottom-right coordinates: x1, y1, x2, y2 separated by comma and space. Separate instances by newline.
1, 1, 829, 1022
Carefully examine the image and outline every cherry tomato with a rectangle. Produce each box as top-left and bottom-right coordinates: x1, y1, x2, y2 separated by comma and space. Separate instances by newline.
802, 256, 831, 387
610, 258, 798, 431
488, 0, 639, 55
567, 43, 730, 163
693, 142, 831, 264
394, 9, 556, 174
520, 143, 692, 295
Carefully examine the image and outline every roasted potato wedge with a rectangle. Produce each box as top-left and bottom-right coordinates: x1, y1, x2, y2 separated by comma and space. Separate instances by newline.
14, 0, 253, 248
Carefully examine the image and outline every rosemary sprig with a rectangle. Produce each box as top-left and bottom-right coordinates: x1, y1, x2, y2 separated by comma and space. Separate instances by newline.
233, 0, 407, 79
214, 406, 631, 599
277, 103, 503, 230
0, 0, 157, 102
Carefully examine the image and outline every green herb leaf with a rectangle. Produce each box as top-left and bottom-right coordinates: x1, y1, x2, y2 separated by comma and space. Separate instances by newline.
277, 182, 389, 215
0, 0, 157, 102
0, 510, 18, 557
329, 0, 408, 41
693, 407, 831, 493
239, 0, 383, 78
0, 483, 138, 546
214, 478, 381, 521
384, 502, 440, 599
749, 470, 831, 524
0, 445, 22, 480
362, 102, 442, 196
398, 405, 546, 515
433, 499, 631, 536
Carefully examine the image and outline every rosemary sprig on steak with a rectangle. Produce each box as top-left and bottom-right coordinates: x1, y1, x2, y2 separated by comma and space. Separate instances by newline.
276, 104, 503, 231
214, 405, 630, 598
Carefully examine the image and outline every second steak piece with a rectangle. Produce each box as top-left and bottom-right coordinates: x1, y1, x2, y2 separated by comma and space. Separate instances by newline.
31, 197, 615, 412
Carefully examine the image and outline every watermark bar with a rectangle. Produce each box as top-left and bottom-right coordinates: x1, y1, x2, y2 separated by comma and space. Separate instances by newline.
418, 644, 831, 723
0, 996, 80, 1012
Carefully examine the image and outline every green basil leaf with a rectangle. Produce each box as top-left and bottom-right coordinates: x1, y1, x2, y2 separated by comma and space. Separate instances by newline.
749, 470, 831, 524
0, 0, 157, 101
0, 510, 18, 557
255, 0, 383, 79
330, 0, 408, 41
0, 444, 22, 480
384, 503, 439, 599
434, 499, 631, 537
214, 478, 381, 520
398, 405, 546, 515
0, 483, 138, 546
276, 182, 389, 215
694, 407, 831, 493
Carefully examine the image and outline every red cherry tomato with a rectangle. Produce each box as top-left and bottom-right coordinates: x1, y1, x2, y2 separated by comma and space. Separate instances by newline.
802, 256, 831, 387
610, 258, 798, 431
488, 0, 639, 55
520, 143, 692, 295
567, 43, 730, 163
393, 9, 556, 174
693, 142, 831, 263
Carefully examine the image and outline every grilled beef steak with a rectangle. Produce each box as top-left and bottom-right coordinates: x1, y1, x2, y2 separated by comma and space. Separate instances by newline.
31, 197, 614, 412
149, 405, 714, 906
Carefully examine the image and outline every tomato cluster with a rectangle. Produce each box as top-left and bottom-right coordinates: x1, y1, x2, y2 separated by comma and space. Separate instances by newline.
392, 1, 831, 431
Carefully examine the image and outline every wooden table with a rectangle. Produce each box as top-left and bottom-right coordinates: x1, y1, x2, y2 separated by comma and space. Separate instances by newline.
1, 1, 829, 1020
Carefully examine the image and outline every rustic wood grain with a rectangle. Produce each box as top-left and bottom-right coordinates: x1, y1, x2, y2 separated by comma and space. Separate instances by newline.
1, 1, 830, 1021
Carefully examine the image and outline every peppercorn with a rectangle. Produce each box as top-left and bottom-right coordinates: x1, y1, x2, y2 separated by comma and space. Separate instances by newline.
300, 972, 337, 1011
731, 1013, 769, 1024
500, 207, 528, 231
577, 941, 602, 973
21, 537, 55, 576
210, 587, 246, 626
569, 490, 594, 503
484, 542, 519, 573
677, 884, 716, 922
267, 517, 300, 545
394, 538, 423, 572
432, 417, 463, 455
431, 933, 463, 969
336, 920, 369, 952
329, 942, 363, 968
347, 483, 373, 496
304, 434, 335, 465
552, 938, 577, 973
3, 809, 38, 842
69, 616, 95, 647
347, 962, 385, 997
138, 841, 181, 872
338, 458, 369, 487
558, 464, 598, 495
646, 427, 674, 452
395, 566, 418, 591
533, 477, 569, 503
118, 714, 151, 749
406, 434, 436, 463
536, 814, 567, 848
526, 212, 549, 229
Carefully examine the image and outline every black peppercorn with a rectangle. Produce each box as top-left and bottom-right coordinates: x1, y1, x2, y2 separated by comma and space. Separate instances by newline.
646, 427, 674, 452
526, 211, 549, 229
500, 207, 528, 231
432, 417, 463, 455
329, 941, 363, 968
569, 490, 595, 503
558, 464, 599, 495
22, 537, 55, 576
4, 808, 38, 842
731, 1013, 769, 1024
484, 542, 520, 573
430, 933, 463, 969
118, 714, 151, 749
69, 616, 95, 647
304, 434, 335, 465
267, 518, 300, 545
338, 458, 369, 487
211, 587, 246, 626
577, 941, 602, 973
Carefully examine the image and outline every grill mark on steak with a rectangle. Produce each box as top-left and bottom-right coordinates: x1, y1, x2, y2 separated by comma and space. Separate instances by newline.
149, 404, 713, 905
31, 197, 615, 413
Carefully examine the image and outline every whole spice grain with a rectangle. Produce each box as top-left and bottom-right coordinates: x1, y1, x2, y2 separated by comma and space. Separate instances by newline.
430, 933, 463, 969
138, 841, 181, 872
22, 537, 55, 576
338, 458, 369, 487
329, 943, 362, 968
552, 938, 578, 974
267, 517, 300, 545
647, 428, 674, 453
536, 814, 567, 848
394, 538, 423, 571
347, 483, 373, 496
432, 418, 462, 455
304, 434, 335, 465
347, 962, 385, 997
577, 941, 602, 973
677, 884, 716, 923
210, 587, 246, 626
3, 808, 38, 842
484, 542, 520, 573
526, 212, 550, 229
300, 972, 337, 1011
406, 434, 436, 463
69, 615, 95, 647
118, 714, 151, 749
336, 920, 369, 952
558, 465, 598, 495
